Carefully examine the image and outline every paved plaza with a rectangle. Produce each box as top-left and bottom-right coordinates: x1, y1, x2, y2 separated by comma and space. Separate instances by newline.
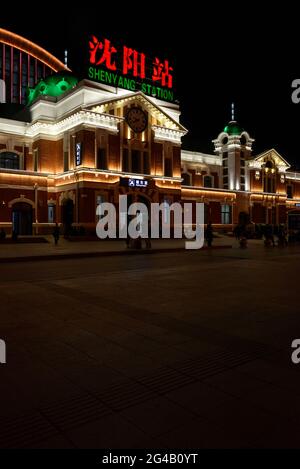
0, 241, 300, 448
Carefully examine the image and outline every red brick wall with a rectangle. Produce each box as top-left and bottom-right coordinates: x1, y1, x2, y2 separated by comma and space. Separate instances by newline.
278, 205, 287, 223
252, 203, 265, 223
152, 142, 163, 175
209, 202, 221, 223
250, 171, 262, 192
172, 146, 181, 178
32, 139, 63, 173
76, 130, 95, 167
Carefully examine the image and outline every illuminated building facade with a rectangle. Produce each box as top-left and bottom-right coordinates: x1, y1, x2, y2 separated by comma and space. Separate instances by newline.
0, 76, 186, 234
0, 30, 300, 235
181, 122, 300, 229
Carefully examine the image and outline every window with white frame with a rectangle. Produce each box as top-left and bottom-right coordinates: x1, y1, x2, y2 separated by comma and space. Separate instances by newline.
203, 175, 214, 188
221, 204, 232, 224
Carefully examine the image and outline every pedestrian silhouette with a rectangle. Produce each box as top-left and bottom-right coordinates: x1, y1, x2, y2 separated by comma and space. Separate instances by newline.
53, 223, 60, 245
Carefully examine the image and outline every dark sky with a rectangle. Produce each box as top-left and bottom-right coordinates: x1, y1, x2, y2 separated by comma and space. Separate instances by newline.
2, 5, 300, 166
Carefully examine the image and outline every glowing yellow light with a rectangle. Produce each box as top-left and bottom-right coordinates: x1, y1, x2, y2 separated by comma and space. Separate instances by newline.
0, 28, 69, 72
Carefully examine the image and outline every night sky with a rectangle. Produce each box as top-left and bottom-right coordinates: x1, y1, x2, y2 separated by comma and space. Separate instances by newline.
2, 5, 299, 166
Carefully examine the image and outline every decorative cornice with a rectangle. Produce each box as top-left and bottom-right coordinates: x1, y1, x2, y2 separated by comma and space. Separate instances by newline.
26, 110, 122, 138
152, 125, 186, 144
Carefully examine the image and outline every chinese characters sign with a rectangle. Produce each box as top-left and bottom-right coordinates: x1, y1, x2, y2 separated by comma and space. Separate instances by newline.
75, 142, 82, 166
128, 178, 148, 188
88, 36, 174, 102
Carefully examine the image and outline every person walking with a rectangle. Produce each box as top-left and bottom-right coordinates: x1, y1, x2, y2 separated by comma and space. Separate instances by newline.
53, 223, 60, 245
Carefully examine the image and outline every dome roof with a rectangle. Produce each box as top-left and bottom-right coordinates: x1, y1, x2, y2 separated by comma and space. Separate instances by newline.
223, 120, 243, 136
26, 72, 78, 105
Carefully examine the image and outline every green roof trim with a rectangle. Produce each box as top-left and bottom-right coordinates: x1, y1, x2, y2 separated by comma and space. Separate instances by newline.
26, 72, 78, 106
223, 121, 243, 136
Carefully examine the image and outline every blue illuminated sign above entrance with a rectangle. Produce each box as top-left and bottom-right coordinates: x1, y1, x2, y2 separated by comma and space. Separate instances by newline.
128, 178, 148, 188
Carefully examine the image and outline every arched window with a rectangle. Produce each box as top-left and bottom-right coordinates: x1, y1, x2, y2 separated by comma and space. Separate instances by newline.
181, 172, 191, 186
0, 152, 20, 169
203, 175, 214, 188
265, 160, 274, 169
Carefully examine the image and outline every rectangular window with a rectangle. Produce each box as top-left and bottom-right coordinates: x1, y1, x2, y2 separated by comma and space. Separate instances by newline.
266, 178, 274, 193
132, 150, 141, 173
48, 204, 55, 223
240, 159, 245, 167
122, 148, 129, 172
287, 184, 293, 199
223, 167, 228, 176
34, 149, 38, 172
143, 152, 150, 174
222, 159, 228, 167
64, 151, 69, 172
221, 204, 232, 224
164, 158, 172, 177
240, 168, 245, 176
97, 148, 107, 170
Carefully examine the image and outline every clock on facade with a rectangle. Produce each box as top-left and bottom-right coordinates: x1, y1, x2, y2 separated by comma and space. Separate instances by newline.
125, 107, 148, 133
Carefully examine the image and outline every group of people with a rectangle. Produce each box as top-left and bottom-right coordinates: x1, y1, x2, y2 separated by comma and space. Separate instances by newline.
264, 224, 288, 247
233, 223, 289, 248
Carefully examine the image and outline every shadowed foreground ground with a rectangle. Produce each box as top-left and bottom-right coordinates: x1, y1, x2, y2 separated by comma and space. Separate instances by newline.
0, 242, 299, 448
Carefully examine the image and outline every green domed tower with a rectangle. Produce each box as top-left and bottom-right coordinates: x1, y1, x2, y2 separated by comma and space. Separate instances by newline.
26, 72, 79, 105
212, 104, 254, 191
223, 120, 244, 136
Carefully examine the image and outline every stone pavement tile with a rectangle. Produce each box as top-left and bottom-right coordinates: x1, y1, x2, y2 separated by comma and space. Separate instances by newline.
173, 340, 224, 357
156, 418, 254, 448
104, 353, 165, 378
119, 396, 196, 438
38, 392, 112, 433
133, 344, 192, 364
164, 381, 236, 418
234, 358, 300, 390
70, 317, 138, 342
53, 359, 126, 393
65, 413, 157, 449
203, 398, 288, 444
0, 380, 37, 418
5, 361, 83, 409
203, 369, 268, 398
27, 435, 75, 449
252, 422, 300, 448
94, 379, 158, 411
83, 313, 192, 347
0, 410, 60, 449
33, 349, 127, 392
242, 386, 300, 422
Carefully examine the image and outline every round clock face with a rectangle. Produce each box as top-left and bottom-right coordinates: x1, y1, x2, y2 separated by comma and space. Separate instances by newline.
125, 107, 148, 133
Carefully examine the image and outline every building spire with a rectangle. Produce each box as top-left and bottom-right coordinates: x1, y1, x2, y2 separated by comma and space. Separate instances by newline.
231, 102, 235, 121
64, 49, 68, 68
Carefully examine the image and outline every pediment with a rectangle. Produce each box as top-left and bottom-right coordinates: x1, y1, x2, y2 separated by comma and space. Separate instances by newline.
84, 91, 187, 133
250, 148, 290, 171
